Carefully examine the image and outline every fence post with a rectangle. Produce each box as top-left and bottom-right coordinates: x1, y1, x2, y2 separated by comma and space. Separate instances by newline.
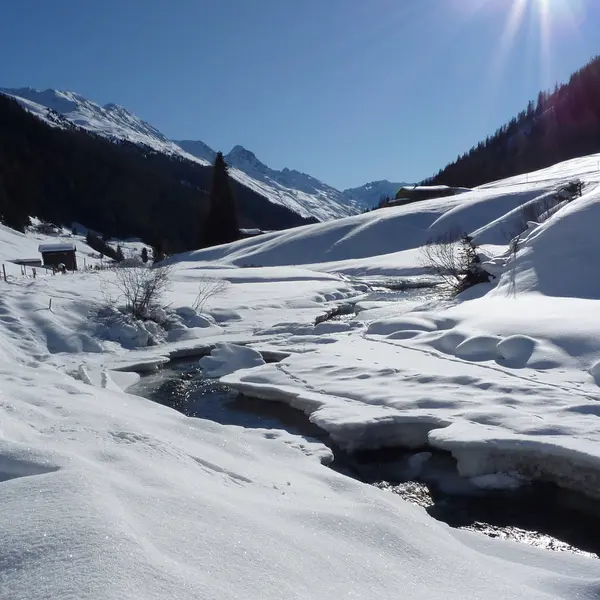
2, 264, 6, 282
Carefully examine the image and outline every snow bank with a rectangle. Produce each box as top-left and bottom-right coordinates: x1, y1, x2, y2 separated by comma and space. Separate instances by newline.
223, 328, 600, 499
200, 343, 266, 377
2, 361, 597, 599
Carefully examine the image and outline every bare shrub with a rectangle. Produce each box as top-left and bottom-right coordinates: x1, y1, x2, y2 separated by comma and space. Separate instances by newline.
420, 228, 492, 294
420, 227, 464, 290
502, 191, 567, 251
192, 277, 229, 313
520, 193, 562, 225
112, 265, 172, 319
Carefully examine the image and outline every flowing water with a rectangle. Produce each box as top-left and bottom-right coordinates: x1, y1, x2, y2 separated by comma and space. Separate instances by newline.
130, 359, 600, 559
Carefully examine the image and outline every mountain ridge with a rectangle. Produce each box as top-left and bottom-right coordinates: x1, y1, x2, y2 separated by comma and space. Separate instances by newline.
2, 87, 405, 220
178, 139, 407, 217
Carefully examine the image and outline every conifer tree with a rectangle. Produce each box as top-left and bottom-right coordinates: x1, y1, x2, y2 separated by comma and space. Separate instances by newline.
202, 152, 239, 247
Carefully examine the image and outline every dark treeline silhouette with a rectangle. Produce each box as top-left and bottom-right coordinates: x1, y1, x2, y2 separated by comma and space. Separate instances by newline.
0, 94, 313, 251
424, 56, 600, 188
203, 152, 240, 247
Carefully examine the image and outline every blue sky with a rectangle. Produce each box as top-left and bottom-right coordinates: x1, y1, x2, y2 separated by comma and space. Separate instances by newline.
1, 0, 598, 189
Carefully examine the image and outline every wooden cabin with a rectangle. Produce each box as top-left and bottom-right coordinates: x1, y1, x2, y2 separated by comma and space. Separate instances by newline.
394, 185, 459, 203
239, 228, 268, 239
38, 243, 78, 271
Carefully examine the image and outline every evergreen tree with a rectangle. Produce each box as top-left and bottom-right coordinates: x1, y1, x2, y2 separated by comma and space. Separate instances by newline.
116, 245, 124, 262
141, 247, 149, 263
202, 152, 239, 247
151, 241, 164, 264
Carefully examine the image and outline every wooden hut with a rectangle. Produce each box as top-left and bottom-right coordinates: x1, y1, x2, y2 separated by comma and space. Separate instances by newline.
38, 243, 78, 271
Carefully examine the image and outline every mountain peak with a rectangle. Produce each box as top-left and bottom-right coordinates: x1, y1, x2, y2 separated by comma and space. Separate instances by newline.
227, 145, 258, 161
103, 102, 126, 111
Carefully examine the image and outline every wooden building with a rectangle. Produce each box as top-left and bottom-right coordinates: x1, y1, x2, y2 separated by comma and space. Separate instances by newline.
239, 228, 269, 239
394, 185, 459, 203
38, 243, 78, 271
10, 258, 42, 268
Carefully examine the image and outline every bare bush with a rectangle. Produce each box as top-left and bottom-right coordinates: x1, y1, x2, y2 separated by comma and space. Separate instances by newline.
520, 193, 562, 225
420, 228, 492, 294
420, 228, 464, 290
192, 277, 229, 313
501, 192, 566, 250
112, 265, 172, 319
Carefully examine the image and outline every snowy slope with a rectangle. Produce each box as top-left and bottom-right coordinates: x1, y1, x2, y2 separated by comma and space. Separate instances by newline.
0, 207, 599, 598
174, 138, 217, 163
3, 87, 404, 221
170, 180, 551, 273
165, 152, 600, 504
1, 87, 212, 165
1, 151, 600, 596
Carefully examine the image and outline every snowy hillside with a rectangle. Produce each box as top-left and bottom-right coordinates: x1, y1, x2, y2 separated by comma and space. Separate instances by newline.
169, 152, 600, 501
1, 154, 600, 597
2, 87, 403, 222
1, 87, 210, 165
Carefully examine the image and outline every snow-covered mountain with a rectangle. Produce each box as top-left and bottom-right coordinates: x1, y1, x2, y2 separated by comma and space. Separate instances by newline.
179, 140, 406, 218
175, 139, 217, 164
341, 180, 406, 207
1, 87, 209, 165
2, 88, 405, 221
180, 141, 359, 220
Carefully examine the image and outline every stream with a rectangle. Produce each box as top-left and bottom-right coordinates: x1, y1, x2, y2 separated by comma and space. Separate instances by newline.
130, 358, 600, 560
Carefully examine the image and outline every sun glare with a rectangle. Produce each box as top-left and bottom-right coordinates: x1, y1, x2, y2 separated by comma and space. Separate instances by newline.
456, 0, 586, 87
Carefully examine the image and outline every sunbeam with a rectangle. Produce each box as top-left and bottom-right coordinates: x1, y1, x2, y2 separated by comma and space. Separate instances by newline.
454, 0, 587, 86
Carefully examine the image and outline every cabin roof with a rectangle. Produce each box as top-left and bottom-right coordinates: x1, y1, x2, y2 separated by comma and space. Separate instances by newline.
38, 243, 76, 253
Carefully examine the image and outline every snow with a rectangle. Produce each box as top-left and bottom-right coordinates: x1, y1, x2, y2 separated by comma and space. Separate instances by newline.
3, 361, 598, 600
199, 342, 265, 377
2, 154, 600, 596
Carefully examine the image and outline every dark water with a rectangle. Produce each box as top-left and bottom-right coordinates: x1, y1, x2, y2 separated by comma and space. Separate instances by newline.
131, 360, 600, 559
131, 360, 327, 439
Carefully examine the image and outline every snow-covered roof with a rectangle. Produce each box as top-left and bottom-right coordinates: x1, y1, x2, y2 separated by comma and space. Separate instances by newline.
38, 243, 76, 253
398, 185, 451, 192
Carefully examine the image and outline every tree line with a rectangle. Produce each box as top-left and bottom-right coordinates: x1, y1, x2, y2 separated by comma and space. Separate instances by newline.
424, 55, 600, 188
